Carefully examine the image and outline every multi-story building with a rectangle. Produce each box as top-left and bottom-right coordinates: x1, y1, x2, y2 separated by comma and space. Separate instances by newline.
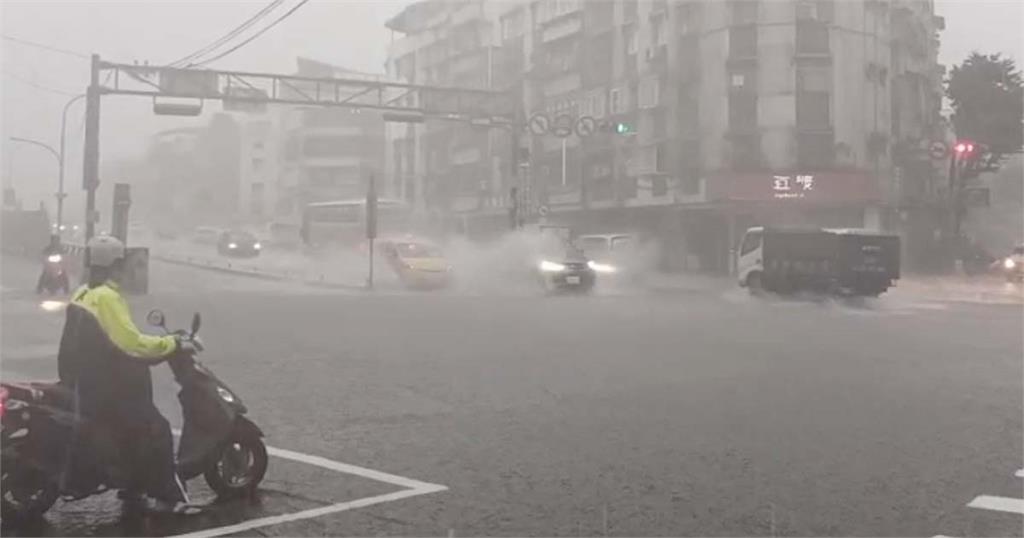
385, 0, 945, 272
386, 0, 518, 230
276, 58, 387, 218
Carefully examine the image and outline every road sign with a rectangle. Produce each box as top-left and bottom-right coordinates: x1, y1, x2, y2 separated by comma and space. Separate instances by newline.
929, 141, 948, 160
528, 113, 550, 136
552, 114, 574, 138
574, 116, 597, 137
537, 205, 549, 217
224, 87, 268, 113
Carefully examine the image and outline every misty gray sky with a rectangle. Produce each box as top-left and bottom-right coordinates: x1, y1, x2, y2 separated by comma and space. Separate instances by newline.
1, 0, 1021, 212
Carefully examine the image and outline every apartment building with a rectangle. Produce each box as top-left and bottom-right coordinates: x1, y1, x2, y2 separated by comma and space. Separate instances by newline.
386, 0, 518, 226
276, 58, 387, 218
385, 0, 944, 271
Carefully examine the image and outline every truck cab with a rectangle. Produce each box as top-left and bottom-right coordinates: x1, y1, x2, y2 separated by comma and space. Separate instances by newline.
737, 227, 765, 289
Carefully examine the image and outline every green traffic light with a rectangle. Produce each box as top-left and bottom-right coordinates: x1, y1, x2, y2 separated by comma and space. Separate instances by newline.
615, 122, 631, 134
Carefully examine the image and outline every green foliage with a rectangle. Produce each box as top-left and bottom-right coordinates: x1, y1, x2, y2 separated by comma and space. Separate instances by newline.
947, 52, 1023, 160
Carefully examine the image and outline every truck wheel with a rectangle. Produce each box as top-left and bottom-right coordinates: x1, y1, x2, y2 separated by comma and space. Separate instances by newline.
746, 272, 764, 295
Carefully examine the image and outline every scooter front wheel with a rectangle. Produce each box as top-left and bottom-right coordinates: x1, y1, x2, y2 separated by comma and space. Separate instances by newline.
203, 427, 268, 498
1, 463, 60, 521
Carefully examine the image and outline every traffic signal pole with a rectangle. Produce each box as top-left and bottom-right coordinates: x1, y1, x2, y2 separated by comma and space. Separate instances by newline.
82, 54, 102, 243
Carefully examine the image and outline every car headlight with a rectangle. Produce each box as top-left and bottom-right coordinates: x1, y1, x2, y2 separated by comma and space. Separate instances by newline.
587, 260, 618, 273
47, 254, 62, 263
228, 243, 237, 249
253, 242, 262, 250
539, 260, 567, 272
217, 386, 235, 403
1005, 258, 1017, 269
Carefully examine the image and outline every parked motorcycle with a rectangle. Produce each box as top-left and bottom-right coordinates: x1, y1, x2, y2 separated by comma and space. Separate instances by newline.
0, 311, 267, 520
36, 253, 69, 295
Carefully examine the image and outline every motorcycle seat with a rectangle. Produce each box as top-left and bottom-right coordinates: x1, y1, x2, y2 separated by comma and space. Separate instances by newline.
6, 381, 75, 408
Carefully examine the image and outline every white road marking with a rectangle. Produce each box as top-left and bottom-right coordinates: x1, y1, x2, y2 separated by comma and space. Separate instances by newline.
967, 495, 1024, 515
265, 445, 441, 490
169, 485, 446, 538
167, 429, 447, 538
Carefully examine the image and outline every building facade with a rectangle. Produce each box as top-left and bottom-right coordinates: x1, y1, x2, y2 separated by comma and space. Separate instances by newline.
385, 0, 945, 272
276, 58, 387, 218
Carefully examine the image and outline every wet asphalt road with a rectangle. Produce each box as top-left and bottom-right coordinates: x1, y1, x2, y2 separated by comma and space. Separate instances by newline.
1, 255, 1021, 537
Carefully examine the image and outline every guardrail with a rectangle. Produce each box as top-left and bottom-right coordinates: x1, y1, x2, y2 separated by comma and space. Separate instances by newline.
151, 252, 365, 291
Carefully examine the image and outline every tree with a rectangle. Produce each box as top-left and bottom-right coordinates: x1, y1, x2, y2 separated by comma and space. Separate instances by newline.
946, 52, 1023, 173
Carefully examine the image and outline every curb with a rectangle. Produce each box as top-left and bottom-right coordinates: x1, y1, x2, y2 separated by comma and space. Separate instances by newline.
153, 255, 287, 282
153, 254, 367, 290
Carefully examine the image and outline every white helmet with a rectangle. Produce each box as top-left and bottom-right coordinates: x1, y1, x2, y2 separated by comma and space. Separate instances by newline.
86, 235, 125, 268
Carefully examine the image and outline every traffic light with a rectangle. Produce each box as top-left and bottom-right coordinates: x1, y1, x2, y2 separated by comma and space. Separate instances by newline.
598, 120, 635, 135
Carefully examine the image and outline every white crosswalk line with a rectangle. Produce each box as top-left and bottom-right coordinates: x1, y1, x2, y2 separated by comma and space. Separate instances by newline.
967, 495, 1024, 515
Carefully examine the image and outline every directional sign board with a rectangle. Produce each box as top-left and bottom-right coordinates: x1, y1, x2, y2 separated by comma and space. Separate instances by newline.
552, 114, 574, 138
929, 141, 948, 160
528, 113, 550, 136
224, 87, 268, 113
575, 116, 597, 138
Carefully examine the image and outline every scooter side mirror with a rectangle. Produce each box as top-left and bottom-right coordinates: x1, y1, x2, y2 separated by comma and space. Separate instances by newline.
146, 309, 166, 329
190, 313, 201, 336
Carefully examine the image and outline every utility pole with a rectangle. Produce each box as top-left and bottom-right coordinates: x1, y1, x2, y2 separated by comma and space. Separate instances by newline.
82, 54, 102, 243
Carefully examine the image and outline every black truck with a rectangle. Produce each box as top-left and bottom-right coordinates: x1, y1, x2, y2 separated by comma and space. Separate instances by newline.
737, 227, 901, 296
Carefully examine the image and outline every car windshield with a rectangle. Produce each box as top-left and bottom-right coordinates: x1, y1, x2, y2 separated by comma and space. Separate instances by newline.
395, 242, 440, 258
228, 232, 256, 243
579, 237, 610, 256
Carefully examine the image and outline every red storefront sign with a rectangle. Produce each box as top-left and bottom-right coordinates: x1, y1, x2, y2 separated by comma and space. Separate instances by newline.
707, 172, 881, 203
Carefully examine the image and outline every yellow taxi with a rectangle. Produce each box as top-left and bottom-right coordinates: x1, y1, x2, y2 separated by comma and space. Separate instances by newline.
380, 238, 453, 289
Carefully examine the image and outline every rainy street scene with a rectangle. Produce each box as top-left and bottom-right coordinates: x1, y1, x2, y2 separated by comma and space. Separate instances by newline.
1, 1, 1022, 537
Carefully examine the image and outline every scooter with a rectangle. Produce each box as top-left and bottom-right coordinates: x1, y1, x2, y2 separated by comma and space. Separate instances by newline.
0, 311, 268, 520
36, 254, 70, 295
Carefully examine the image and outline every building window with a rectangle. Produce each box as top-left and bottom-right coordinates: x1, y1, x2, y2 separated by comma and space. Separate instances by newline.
797, 0, 834, 22
623, 0, 638, 22
729, 25, 757, 58
730, 65, 757, 92
730, 0, 758, 25
797, 131, 834, 168
796, 20, 829, 54
797, 65, 831, 92
610, 87, 625, 114
252, 141, 264, 151
651, 16, 665, 46
796, 92, 830, 130
638, 77, 660, 108
728, 93, 757, 131
251, 157, 264, 173
730, 134, 761, 170
655, 142, 669, 173
624, 26, 638, 55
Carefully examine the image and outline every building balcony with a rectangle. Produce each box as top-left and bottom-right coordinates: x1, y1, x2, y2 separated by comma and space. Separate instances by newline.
541, 16, 583, 44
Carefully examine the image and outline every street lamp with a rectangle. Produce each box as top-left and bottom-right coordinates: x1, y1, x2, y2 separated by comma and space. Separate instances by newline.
8, 93, 85, 235
9, 136, 60, 226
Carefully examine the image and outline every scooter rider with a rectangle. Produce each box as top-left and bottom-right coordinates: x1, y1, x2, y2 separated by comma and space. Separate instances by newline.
37, 234, 63, 292
56, 234, 201, 515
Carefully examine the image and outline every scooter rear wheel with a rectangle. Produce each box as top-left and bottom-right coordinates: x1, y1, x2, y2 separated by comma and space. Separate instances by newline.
203, 428, 268, 498
1, 464, 59, 521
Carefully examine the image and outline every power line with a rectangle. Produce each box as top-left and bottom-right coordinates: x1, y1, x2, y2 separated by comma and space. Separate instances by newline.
190, 0, 310, 68
167, 0, 285, 68
2, 34, 90, 60
3, 71, 79, 97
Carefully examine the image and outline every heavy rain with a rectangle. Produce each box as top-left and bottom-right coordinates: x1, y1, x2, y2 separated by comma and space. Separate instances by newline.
1, 1, 1022, 536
